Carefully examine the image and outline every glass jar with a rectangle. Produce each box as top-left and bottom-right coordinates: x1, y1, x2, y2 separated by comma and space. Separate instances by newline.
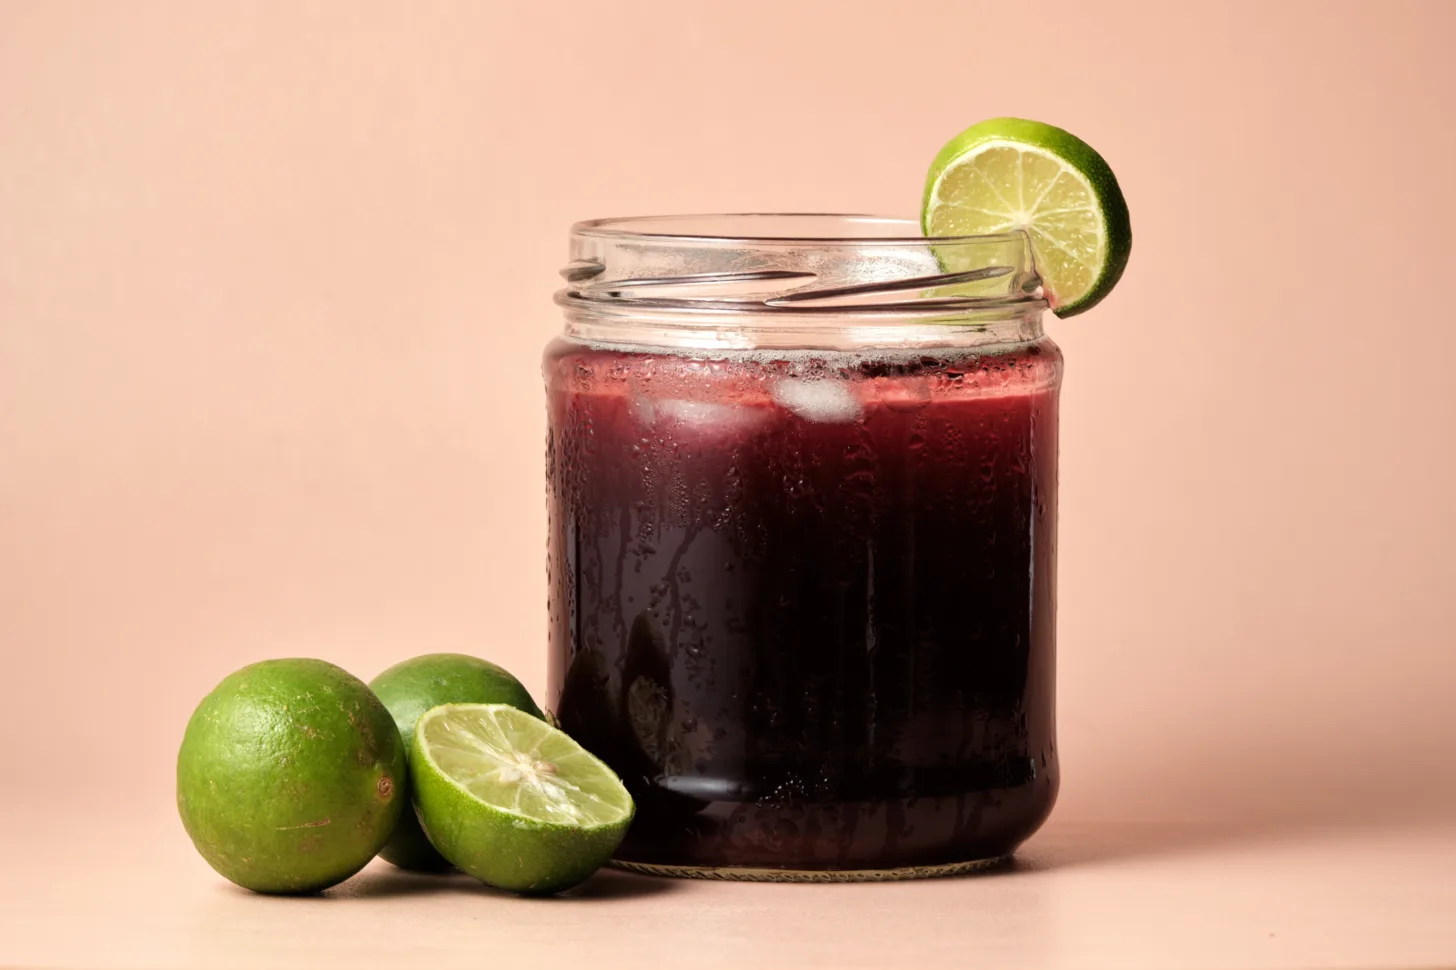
544, 215, 1062, 880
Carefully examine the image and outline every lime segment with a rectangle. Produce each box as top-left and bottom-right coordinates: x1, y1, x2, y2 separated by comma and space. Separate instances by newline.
413, 703, 634, 894
922, 117, 1131, 316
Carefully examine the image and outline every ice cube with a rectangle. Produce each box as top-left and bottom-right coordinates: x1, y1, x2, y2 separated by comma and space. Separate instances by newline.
772, 379, 863, 423
628, 379, 657, 425
655, 398, 768, 433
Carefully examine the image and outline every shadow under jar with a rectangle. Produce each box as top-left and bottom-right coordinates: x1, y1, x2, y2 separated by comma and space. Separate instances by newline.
544, 215, 1062, 880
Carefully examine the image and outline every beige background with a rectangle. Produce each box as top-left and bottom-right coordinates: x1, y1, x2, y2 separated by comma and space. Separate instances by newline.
2, 0, 1454, 856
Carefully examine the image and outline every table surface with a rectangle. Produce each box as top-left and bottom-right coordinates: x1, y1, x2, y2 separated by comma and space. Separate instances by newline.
4, 806, 1454, 970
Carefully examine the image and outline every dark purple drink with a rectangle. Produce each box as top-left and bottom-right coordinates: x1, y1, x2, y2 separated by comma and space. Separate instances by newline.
545, 337, 1061, 876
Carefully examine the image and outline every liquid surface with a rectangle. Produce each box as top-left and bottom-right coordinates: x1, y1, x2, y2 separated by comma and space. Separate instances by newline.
545, 338, 1062, 871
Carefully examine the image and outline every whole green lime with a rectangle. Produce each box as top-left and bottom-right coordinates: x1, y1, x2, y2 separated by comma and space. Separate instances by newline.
368, 653, 544, 871
176, 658, 405, 894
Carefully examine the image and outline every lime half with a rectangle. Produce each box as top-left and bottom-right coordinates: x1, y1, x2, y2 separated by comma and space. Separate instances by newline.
412, 703, 634, 895
922, 117, 1131, 317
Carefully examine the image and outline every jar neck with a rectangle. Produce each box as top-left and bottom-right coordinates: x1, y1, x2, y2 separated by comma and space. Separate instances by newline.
556, 214, 1049, 352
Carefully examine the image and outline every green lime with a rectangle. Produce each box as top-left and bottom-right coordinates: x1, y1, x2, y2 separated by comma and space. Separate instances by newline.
922, 117, 1131, 317
176, 658, 405, 894
368, 653, 544, 871
412, 703, 634, 895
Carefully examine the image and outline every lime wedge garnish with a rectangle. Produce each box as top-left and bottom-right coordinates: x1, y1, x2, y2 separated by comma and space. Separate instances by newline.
412, 703, 634, 895
922, 117, 1131, 317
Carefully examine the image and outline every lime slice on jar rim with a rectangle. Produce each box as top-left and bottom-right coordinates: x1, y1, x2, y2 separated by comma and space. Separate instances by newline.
922, 117, 1132, 317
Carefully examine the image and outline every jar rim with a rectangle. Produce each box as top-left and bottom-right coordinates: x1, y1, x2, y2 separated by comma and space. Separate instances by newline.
571, 213, 1031, 248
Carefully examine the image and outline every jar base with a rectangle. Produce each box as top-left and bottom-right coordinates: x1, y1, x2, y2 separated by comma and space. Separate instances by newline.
609, 853, 1013, 883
